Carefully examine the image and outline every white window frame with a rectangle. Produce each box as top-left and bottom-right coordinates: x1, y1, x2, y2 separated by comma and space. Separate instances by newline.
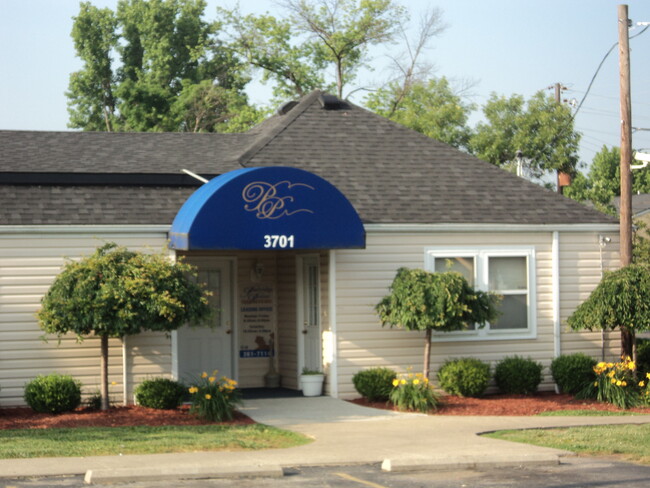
424, 246, 536, 341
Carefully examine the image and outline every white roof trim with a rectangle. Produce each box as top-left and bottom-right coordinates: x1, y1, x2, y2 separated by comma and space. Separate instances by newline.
0, 225, 170, 235
364, 223, 620, 233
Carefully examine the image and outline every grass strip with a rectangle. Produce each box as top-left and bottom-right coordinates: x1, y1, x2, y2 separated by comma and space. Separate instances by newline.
536, 410, 641, 416
0, 424, 311, 459
485, 424, 650, 465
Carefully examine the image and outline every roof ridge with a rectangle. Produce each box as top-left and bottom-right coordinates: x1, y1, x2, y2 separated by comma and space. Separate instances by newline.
237, 90, 324, 166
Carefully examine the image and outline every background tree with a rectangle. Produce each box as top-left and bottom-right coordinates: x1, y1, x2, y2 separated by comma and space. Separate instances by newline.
469, 91, 580, 180
281, 0, 406, 98
568, 264, 650, 363
67, 0, 250, 132
38, 243, 211, 411
218, 8, 324, 100
365, 77, 473, 150
375, 267, 498, 379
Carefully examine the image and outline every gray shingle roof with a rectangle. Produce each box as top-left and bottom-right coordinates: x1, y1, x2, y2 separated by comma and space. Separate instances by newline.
0, 90, 616, 227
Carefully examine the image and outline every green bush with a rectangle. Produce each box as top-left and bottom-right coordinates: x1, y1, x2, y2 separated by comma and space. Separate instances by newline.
550, 353, 597, 394
24, 373, 82, 414
352, 367, 397, 401
637, 340, 650, 376
389, 370, 439, 412
437, 358, 491, 397
494, 356, 543, 395
135, 378, 186, 410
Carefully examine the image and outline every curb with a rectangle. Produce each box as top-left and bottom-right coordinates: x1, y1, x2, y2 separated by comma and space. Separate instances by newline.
381, 453, 567, 473
84, 464, 284, 484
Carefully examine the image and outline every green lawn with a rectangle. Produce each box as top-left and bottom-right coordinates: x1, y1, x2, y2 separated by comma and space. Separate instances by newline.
485, 424, 650, 465
0, 424, 311, 459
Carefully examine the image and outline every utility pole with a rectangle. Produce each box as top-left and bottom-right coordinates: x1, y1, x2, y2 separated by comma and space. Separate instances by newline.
618, 4, 634, 357
553, 83, 570, 194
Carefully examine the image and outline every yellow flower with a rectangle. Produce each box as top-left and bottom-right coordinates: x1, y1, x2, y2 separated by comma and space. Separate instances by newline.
646, 372, 650, 380
400, 379, 407, 385
208, 376, 216, 383
188, 386, 199, 394
205, 394, 212, 400
621, 381, 627, 387
596, 362, 606, 369
639, 381, 645, 388
611, 378, 617, 384
201, 372, 208, 378
392, 379, 399, 387
413, 379, 420, 385
627, 361, 636, 370
616, 380, 623, 386
594, 381, 598, 387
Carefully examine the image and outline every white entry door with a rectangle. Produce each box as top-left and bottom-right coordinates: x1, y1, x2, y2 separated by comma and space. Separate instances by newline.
299, 256, 321, 373
177, 260, 233, 382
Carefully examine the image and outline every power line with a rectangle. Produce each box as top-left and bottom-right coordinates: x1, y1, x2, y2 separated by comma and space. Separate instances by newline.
573, 25, 649, 120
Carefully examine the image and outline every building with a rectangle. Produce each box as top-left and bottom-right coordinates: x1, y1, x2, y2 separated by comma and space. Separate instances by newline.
0, 91, 621, 406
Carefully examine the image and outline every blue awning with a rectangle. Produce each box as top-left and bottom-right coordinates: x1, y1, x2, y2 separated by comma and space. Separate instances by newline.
169, 167, 365, 250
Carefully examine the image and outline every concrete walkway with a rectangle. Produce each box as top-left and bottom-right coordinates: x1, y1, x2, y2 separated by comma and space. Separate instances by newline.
1, 397, 649, 484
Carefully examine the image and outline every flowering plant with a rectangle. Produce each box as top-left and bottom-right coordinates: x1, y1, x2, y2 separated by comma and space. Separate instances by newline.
640, 372, 650, 405
578, 356, 640, 409
389, 368, 439, 412
188, 371, 241, 421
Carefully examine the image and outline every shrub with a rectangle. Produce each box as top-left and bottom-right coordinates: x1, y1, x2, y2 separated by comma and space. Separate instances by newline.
494, 356, 543, 395
188, 371, 242, 421
389, 369, 439, 412
550, 353, 597, 394
637, 340, 650, 376
135, 378, 186, 410
352, 367, 397, 401
437, 358, 491, 397
578, 356, 641, 409
24, 373, 82, 414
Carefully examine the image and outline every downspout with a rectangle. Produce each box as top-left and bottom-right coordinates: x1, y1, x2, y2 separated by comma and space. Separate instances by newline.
552, 231, 561, 393
328, 250, 339, 398
599, 235, 611, 361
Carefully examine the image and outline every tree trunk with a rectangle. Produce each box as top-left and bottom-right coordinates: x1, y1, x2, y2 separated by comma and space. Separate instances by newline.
423, 329, 432, 379
100, 335, 110, 411
621, 327, 635, 359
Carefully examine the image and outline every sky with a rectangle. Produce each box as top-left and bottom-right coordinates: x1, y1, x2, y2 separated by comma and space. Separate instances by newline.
1, 0, 650, 170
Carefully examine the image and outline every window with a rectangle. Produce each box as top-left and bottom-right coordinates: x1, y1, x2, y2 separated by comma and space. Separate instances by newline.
425, 247, 535, 340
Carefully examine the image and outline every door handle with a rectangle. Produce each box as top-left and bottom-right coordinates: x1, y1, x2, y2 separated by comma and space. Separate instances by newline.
226, 329, 232, 335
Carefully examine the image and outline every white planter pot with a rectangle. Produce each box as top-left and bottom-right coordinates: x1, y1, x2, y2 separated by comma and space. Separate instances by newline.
300, 374, 324, 397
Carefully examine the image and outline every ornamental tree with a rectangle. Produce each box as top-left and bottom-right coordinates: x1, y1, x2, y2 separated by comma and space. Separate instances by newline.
568, 264, 650, 362
375, 267, 499, 379
38, 243, 211, 410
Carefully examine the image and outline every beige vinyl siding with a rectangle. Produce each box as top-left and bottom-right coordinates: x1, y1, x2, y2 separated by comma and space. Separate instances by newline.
559, 231, 620, 360
0, 232, 170, 406
333, 230, 618, 399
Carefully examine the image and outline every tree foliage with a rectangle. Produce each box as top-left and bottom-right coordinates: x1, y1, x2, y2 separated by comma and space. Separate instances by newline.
67, 0, 250, 132
280, 0, 406, 98
375, 267, 498, 378
38, 243, 211, 409
365, 77, 473, 149
469, 91, 580, 179
568, 264, 650, 358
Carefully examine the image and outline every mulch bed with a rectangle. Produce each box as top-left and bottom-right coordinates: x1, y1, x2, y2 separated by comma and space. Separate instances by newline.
350, 391, 650, 416
0, 404, 255, 430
